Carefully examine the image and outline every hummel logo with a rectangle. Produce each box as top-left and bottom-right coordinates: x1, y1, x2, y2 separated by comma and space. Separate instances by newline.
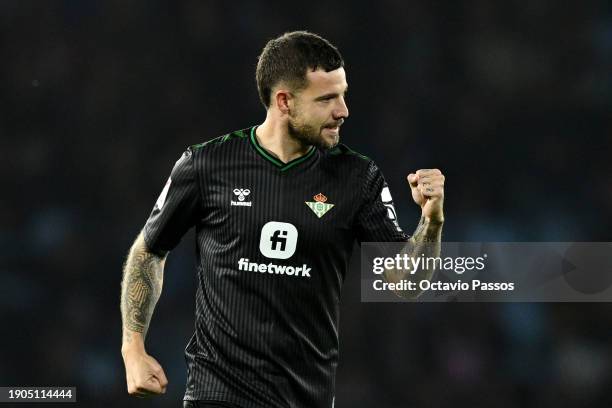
231, 188, 252, 207
233, 188, 250, 201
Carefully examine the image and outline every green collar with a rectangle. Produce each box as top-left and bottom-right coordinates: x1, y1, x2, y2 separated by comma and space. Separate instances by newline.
250, 126, 316, 172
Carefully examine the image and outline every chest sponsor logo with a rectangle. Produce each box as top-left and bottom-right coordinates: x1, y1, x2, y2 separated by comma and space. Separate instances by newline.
305, 193, 334, 218
259, 221, 298, 259
238, 258, 311, 278
238, 221, 311, 278
231, 188, 252, 207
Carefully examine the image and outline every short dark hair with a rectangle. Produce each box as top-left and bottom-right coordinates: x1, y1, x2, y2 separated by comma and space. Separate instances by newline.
256, 31, 344, 108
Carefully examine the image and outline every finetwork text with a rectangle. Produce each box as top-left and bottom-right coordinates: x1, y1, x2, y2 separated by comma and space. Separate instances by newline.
238, 258, 311, 277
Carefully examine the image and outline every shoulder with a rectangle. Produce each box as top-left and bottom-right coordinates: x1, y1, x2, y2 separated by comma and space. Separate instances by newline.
189, 126, 251, 155
326, 143, 370, 160
323, 144, 390, 193
323, 143, 373, 170
318, 143, 380, 190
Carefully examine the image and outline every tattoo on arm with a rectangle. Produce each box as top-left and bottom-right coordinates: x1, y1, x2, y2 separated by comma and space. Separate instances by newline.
383, 217, 443, 299
406, 216, 443, 284
410, 216, 443, 243
120, 234, 166, 343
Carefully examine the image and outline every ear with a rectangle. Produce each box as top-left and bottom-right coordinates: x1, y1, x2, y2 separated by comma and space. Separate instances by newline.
274, 90, 292, 115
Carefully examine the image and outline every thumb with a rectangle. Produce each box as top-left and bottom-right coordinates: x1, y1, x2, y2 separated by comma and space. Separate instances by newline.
407, 173, 418, 188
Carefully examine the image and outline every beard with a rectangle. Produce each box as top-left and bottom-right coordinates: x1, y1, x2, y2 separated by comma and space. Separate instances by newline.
287, 113, 340, 150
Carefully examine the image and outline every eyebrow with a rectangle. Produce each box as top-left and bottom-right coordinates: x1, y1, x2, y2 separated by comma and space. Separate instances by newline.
314, 85, 349, 101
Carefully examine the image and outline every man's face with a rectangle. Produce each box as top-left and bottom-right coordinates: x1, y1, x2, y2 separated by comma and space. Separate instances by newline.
287, 67, 349, 149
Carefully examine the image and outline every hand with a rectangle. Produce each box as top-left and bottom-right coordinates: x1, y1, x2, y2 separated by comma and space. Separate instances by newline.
407, 169, 445, 223
122, 348, 168, 398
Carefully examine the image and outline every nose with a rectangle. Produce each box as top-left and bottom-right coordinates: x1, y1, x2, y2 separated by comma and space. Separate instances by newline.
333, 96, 349, 120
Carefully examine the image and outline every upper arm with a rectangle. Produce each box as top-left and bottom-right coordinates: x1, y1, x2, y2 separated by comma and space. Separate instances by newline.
142, 148, 201, 254
354, 161, 410, 244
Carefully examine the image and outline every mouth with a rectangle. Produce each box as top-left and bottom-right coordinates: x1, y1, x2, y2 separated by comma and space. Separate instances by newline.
323, 121, 343, 134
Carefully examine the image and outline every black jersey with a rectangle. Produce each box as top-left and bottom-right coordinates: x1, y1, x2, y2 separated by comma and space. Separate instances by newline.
143, 125, 409, 408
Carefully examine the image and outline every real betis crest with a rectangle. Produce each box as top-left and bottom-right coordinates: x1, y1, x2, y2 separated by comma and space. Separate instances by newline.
305, 193, 334, 218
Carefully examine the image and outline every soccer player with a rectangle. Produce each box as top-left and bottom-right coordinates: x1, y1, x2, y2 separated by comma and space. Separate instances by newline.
120, 31, 445, 408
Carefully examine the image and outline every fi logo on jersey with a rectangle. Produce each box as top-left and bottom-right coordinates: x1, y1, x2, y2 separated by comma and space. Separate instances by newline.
259, 221, 298, 259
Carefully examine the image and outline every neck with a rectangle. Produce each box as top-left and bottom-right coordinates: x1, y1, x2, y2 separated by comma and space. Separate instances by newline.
255, 114, 312, 164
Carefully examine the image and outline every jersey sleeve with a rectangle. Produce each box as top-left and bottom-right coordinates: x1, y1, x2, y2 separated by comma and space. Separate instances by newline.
143, 147, 200, 254
354, 160, 410, 243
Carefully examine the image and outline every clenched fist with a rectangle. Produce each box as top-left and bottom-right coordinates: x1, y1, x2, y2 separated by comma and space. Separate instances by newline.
122, 349, 168, 398
407, 169, 445, 223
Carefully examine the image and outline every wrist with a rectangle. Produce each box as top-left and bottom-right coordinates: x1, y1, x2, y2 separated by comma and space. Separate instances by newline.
121, 330, 146, 358
121, 344, 146, 360
423, 215, 444, 225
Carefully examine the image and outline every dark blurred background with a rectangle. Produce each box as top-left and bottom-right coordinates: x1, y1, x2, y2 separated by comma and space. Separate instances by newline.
1, 1, 611, 407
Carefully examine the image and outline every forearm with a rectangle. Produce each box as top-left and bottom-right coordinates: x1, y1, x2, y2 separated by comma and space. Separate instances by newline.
383, 216, 443, 298
406, 216, 443, 279
120, 232, 167, 353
